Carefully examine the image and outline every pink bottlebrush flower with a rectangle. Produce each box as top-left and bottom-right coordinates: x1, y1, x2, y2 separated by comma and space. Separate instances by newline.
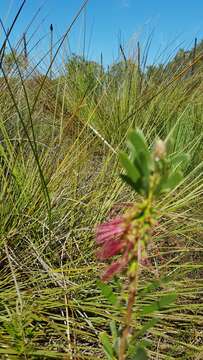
96, 216, 125, 247
96, 215, 133, 281
96, 206, 154, 281
101, 256, 128, 282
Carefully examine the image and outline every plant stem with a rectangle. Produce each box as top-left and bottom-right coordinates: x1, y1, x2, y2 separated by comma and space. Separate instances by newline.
118, 198, 153, 360
119, 255, 139, 360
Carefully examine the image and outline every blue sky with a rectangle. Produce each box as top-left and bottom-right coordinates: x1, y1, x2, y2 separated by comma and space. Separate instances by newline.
0, 0, 203, 68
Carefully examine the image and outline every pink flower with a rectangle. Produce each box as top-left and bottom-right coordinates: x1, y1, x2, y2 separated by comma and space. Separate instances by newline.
96, 216, 133, 281
95, 205, 153, 281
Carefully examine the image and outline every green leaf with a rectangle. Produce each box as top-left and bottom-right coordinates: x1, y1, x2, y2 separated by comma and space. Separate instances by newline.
138, 340, 152, 349
138, 152, 151, 177
140, 302, 159, 315
158, 293, 177, 308
139, 275, 173, 296
110, 321, 119, 355
170, 152, 190, 168
141, 293, 177, 315
137, 318, 159, 337
120, 174, 143, 195
110, 321, 118, 343
139, 279, 162, 296
127, 130, 152, 182
100, 332, 114, 359
128, 341, 151, 359
119, 152, 140, 183
160, 170, 183, 192
133, 346, 148, 360
97, 281, 118, 305
127, 129, 149, 159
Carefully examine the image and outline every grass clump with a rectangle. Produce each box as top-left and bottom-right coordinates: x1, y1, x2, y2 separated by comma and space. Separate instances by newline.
0, 4, 202, 359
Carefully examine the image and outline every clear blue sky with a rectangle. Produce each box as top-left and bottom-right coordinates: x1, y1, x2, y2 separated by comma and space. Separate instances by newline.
0, 0, 203, 68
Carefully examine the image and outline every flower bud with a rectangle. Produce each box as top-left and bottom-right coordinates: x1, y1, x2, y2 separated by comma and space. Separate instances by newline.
154, 139, 166, 160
